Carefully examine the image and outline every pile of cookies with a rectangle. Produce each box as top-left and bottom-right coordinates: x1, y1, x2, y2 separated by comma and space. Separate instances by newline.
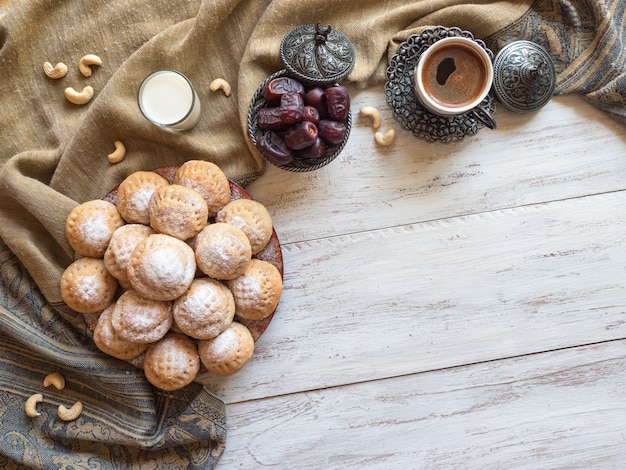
60, 160, 283, 391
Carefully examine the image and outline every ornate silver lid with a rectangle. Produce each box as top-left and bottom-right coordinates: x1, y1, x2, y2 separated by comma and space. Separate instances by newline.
279, 23, 355, 85
493, 40, 556, 113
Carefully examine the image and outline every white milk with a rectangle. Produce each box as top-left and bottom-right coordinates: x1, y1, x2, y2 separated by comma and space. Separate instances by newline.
138, 70, 201, 130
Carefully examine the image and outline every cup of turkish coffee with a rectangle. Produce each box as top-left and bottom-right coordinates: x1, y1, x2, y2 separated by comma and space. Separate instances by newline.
415, 36, 495, 129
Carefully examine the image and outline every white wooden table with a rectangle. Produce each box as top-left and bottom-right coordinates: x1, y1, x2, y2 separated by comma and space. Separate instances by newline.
205, 87, 626, 469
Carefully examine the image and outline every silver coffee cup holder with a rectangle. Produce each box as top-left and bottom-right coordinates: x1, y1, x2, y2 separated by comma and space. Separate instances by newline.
384, 26, 497, 144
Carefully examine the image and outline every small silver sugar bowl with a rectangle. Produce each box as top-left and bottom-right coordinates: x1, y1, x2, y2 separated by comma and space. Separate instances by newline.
248, 23, 355, 172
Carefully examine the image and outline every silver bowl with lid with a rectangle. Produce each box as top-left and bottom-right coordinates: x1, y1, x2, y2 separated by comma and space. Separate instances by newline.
248, 23, 355, 172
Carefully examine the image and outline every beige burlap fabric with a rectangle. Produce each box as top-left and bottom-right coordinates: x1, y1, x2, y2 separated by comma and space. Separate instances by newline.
0, 1, 624, 468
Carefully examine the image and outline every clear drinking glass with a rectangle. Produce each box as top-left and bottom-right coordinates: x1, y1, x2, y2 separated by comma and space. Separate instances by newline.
138, 70, 201, 131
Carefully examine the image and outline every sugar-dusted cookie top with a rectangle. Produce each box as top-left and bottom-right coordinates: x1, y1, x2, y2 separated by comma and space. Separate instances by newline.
198, 321, 254, 376
116, 170, 169, 225
173, 160, 231, 217
216, 198, 273, 255
227, 258, 282, 321
173, 278, 235, 340
194, 222, 251, 280
127, 233, 196, 301
143, 333, 200, 391
111, 289, 173, 344
65, 199, 125, 258
60, 257, 118, 314
148, 184, 208, 240
104, 224, 155, 287
93, 303, 148, 361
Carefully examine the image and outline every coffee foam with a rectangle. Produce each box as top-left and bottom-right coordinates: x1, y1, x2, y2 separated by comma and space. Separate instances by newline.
421, 42, 489, 108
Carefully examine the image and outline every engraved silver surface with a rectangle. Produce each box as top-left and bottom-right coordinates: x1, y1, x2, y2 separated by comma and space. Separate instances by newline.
384, 26, 496, 144
280, 23, 355, 85
493, 40, 556, 113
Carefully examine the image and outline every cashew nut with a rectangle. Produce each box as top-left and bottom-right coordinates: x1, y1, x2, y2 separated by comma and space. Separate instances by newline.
210, 78, 231, 97
43, 372, 65, 390
359, 106, 382, 131
64, 86, 94, 105
107, 140, 126, 163
24, 394, 43, 418
57, 401, 83, 421
78, 54, 102, 77
374, 129, 396, 147
43, 61, 68, 79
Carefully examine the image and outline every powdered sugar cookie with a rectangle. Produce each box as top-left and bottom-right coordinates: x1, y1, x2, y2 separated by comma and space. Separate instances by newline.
148, 184, 208, 240
116, 171, 169, 224
173, 160, 231, 217
215, 198, 273, 254
228, 259, 282, 321
198, 322, 254, 376
194, 222, 251, 280
127, 234, 196, 301
60, 257, 118, 314
93, 303, 148, 361
111, 289, 173, 344
143, 333, 200, 391
172, 278, 235, 340
104, 224, 155, 287
65, 200, 125, 258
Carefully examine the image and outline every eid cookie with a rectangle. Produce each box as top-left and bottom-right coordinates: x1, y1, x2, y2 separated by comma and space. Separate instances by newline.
103, 224, 155, 287
143, 333, 200, 391
148, 184, 208, 240
194, 222, 251, 280
110, 289, 173, 344
116, 170, 169, 225
216, 199, 273, 254
173, 160, 231, 217
172, 278, 235, 340
227, 259, 282, 321
93, 303, 148, 361
127, 233, 196, 301
65, 199, 125, 258
60, 257, 118, 314
198, 322, 254, 376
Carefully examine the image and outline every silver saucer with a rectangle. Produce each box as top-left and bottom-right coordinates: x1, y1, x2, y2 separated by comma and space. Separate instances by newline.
384, 26, 497, 144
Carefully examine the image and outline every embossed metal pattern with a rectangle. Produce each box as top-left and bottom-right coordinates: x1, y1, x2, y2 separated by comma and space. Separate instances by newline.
493, 40, 556, 113
385, 26, 496, 144
280, 23, 355, 85
247, 70, 352, 172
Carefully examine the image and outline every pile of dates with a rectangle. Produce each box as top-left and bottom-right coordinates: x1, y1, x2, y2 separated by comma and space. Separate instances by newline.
255, 76, 350, 166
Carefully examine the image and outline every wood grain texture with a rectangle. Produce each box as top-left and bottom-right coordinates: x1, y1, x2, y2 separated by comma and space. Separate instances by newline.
207, 89, 626, 468
200, 191, 626, 402
218, 340, 626, 469
247, 92, 626, 245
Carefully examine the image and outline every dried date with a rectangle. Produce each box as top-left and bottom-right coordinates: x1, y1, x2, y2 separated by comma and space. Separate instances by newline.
304, 87, 328, 119
324, 85, 350, 121
302, 106, 320, 124
256, 131, 293, 166
284, 121, 318, 150
318, 119, 347, 145
263, 77, 305, 102
257, 107, 287, 131
297, 137, 327, 160
280, 92, 304, 125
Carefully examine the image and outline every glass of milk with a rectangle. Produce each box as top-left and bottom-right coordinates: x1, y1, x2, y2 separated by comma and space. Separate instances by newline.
138, 70, 201, 131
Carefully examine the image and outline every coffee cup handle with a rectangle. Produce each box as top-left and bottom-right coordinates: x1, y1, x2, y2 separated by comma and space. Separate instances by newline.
470, 106, 497, 130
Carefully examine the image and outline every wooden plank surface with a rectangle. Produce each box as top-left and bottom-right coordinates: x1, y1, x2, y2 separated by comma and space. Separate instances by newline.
246, 92, 626, 244
218, 340, 626, 469
209, 90, 626, 468
201, 190, 626, 402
